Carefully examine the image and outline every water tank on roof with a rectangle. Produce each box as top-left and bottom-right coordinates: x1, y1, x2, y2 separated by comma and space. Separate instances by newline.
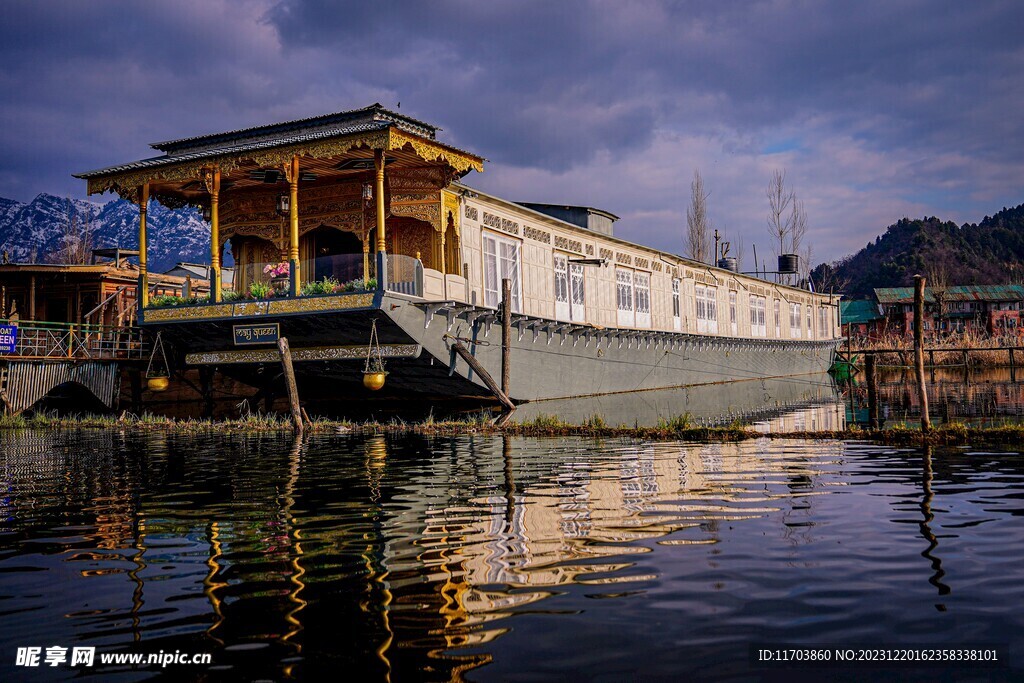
778, 254, 799, 274
717, 257, 738, 273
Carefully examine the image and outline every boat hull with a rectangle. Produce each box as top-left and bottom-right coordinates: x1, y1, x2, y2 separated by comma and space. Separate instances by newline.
142, 292, 840, 405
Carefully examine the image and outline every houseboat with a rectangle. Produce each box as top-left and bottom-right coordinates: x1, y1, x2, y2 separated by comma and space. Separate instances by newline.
75, 104, 841, 405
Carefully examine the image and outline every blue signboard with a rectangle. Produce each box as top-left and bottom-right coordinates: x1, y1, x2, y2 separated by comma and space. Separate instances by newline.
233, 323, 279, 346
0, 324, 16, 354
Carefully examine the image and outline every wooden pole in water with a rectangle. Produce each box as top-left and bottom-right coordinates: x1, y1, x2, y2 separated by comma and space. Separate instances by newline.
501, 278, 512, 397
450, 340, 516, 418
277, 337, 303, 434
866, 353, 878, 430
914, 275, 931, 433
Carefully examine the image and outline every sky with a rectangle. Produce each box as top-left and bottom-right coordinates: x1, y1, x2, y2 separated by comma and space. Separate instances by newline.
0, 0, 1021, 266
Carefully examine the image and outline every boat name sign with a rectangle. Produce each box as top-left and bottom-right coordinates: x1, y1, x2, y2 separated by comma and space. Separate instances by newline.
233, 323, 280, 346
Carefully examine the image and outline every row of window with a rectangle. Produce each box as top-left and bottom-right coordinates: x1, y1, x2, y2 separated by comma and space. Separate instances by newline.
480, 230, 832, 337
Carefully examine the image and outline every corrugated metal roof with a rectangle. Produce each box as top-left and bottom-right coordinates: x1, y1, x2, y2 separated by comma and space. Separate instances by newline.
151, 103, 438, 152
74, 121, 391, 179
840, 300, 882, 323
874, 284, 1024, 304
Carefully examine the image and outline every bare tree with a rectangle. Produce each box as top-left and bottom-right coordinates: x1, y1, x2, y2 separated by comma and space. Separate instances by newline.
686, 169, 711, 263
49, 199, 94, 264
790, 198, 807, 256
926, 261, 949, 339
766, 169, 795, 258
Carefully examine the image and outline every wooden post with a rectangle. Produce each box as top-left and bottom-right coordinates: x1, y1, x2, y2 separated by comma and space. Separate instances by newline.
928, 350, 935, 367
1010, 348, 1016, 368
277, 337, 303, 434
914, 275, 930, 433
287, 155, 300, 296
450, 340, 515, 416
27, 274, 35, 321
501, 278, 512, 397
138, 183, 149, 310
866, 353, 878, 430
374, 148, 388, 291
209, 168, 222, 303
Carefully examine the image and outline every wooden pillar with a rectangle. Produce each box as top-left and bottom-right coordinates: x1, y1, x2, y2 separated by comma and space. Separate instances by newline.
209, 168, 222, 303
374, 148, 387, 290
866, 353, 878, 430
27, 274, 35, 321
277, 337, 303, 434
914, 275, 930, 433
362, 234, 370, 287
501, 278, 512, 397
138, 183, 149, 310
288, 155, 300, 296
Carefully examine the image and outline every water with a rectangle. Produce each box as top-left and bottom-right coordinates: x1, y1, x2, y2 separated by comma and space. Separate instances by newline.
1, 430, 1023, 681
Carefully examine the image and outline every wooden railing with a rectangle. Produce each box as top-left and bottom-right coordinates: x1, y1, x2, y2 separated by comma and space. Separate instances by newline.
1, 320, 147, 360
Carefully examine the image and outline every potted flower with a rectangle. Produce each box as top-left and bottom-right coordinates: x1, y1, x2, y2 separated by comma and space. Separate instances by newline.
362, 357, 388, 391
263, 262, 290, 293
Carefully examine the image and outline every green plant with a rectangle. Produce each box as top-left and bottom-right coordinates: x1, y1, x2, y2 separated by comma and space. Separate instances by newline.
149, 294, 184, 307
301, 276, 340, 297
250, 281, 272, 299
221, 290, 240, 302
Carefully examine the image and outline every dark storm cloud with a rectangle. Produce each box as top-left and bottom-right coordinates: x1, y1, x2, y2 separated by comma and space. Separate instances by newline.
0, 0, 1022, 260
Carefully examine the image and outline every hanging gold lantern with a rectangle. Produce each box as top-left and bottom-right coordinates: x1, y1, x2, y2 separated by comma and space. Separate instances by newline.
362, 319, 387, 390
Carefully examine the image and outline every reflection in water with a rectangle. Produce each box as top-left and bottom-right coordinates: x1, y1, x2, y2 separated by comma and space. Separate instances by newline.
918, 446, 950, 601
855, 366, 1024, 427
517, 372, 844, 430
1, 431, 1024, 680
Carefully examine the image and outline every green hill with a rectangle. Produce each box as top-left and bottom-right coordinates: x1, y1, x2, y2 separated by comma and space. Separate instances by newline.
812, 203, 1024, 299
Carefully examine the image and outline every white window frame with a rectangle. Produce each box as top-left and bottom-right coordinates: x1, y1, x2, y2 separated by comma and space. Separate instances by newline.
750, 295, 766, 337
634, 271, 651, 328
482, 231, 521, 312
616, 268, 635, 327
774, 298, 781, 338
807, 304, 813, 339
790, 302, 802, 338
672, 278, 681, 331
569, 261, 586, 323
729, 290, 738, 336
554, 254, 570, 321
696, 284, 718, 334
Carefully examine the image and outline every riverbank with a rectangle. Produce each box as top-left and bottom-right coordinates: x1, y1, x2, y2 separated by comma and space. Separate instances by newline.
2, 411, 1022, 447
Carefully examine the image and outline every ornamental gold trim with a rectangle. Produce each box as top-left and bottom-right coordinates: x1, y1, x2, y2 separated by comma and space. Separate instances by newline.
186, 343, 421, 365
144, 303, 234, 322
388, 130, 484, 174
143, 293, 377, 322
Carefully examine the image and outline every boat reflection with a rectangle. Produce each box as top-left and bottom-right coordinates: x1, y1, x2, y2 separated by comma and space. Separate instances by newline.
516, 372, 844, 431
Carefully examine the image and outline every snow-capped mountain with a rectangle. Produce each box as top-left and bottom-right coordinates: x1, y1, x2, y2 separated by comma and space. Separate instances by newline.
0, 193, 224, 272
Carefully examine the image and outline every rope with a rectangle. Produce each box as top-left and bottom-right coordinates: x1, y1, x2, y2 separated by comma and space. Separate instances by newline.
145, 331, 170, 379
364, 319, 385, 373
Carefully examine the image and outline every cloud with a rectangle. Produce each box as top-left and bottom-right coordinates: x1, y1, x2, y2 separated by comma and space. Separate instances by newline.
0, 0, 1022, 264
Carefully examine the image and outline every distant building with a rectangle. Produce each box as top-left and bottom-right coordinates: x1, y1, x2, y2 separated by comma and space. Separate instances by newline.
839, 300, 885, 342
0, 249, 209, 326
874, 284, 1024, 338
164, 262, 234, 289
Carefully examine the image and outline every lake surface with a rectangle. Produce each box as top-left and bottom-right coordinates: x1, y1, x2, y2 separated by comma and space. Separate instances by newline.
1, 430, 1023, 681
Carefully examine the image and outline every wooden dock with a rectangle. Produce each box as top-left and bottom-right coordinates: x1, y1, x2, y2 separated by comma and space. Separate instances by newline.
0, 321, 146, 414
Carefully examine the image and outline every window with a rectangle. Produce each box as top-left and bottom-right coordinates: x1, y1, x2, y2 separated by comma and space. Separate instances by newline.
790, 302, 802, 338
616, 268, 634, 327
554, 255, 569, 320
570, 262, 586, 322
774, 298, 781, 338
807, 304, 813, 339
819, 306, 829, 338
696, 285, 718, 334
482, 232, 521, 312
729, 291, 738, 336
634, 272, 651, 328
672, 278, 681, 331
750, 296, 766, 337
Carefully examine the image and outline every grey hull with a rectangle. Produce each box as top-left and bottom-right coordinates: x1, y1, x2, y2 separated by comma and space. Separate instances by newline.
385, 294, 839, 402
